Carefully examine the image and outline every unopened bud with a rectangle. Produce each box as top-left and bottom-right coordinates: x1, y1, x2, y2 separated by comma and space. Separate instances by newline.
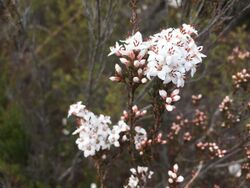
122, 135, 128, 141
166, 97, 172, 104
135, 111, 141, 117
147, 139, 152, 145
162, 140, 167, 144
133, 77, 140, 83
137, 68, 143, 75
115, 64, 122, 74
157, 133, 162, 139
134, 60, 140, 67
120, 58, 130, 65
109, 76, 120, 82
173, 95, 181, 102
132, 105, 138, 112
141, 110, 147, 115
141, 78, 147, 83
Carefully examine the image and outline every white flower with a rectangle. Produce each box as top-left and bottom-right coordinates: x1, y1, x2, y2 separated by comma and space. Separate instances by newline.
145, 24, 205, 87
118, 120, 130, 132
108, 31, 151, 62
108, 42, 123, 56
68, 101, 86, 117
90, 183, 97, 188
228, 163, 241, 177
124, 166, 154, 188
134, 126, 147, 150
181, 23, 198, 35
68, 102, 130, 157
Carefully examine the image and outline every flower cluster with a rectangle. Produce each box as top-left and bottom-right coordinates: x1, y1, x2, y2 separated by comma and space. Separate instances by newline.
146, 24, 206, 87
159, 89, 181, 111
245, 146, 250, 159
135, 130, 167, 155
196, 142, 227, 158
227, 46, 250, 64
154, 132, 167, 145
167, 115, 188, 140
192, 94, 202, 105
109, 31, 149, 84
109, 24, 206, 87
134, 126, 148, 152
108, 120, 130, 147
68, 102, 129, 157
242, 162, 250, 180
124, 166, 154, 188
219, 96, 233, 112
167, 164, 184, 184
192, 109, 207, 127
121, 105, 147, 121
183, 132, 192, 141
219, 96, 240, 124
232, 69, 250, 89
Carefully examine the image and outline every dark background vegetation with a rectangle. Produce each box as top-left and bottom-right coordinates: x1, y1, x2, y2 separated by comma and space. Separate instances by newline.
0, 0, 249, 187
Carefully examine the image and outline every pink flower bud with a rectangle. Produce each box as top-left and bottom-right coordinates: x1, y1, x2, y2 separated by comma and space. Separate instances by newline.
171, 89, 180, 96
159, 89, 167, 99
122, 135, 128, 141
162, 140, 167, 144
172, 95, 181, 102
133, 77, 140, 83
168, 178, 174, 184
139, 59, 146, 66
177, 176, 184, 183
147, 139, 152, 145
109, 76, 121, 82
115, 64, 122, 74
173, 164, 179, 172
157, 133, 162, 139
132, 105, 138, 112
135, 111, 141, 117
119, 58, 129, 65
137, 68, 143, 75
141, 78, 147, 83
134, 60, 140, 67
166, 104, 174, 111
128, 51, 135, 60
141, 110, 147, 115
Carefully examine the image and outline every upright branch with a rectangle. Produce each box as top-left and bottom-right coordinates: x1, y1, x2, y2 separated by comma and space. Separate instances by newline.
151, 79, 164, 133
130, 0, 138, 34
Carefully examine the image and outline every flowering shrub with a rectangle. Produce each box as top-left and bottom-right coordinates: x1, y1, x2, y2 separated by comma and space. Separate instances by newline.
67, 15, 250, 186
68, 24, 208, 187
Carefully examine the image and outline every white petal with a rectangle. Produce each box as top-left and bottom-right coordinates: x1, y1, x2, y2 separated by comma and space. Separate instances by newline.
177, 176, 184, 182
115, 64, 122, 74
159, 90, 167, 98
172, 95, 180, 102
172, 89, 180, 96
166, 105, 174, 111
173, 164, 179, 172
